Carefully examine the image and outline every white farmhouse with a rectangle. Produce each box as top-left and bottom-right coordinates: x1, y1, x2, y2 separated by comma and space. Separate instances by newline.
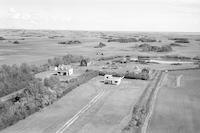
104, 75, 124, 85
56, 65, 73, 76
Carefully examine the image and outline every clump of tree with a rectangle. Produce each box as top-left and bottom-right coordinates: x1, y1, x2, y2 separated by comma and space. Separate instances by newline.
125, 70, 149, 80
169, 38, 190, 43
138, 37, 157, 42
58, 40, 81, 45
98, 55, 123, 61
0, 37, 6, 40
99, 68, 150, 80
107, 38, 138, 43
138, 44, 172, 52
169, 43, 183, 47
0, 79, 58, 130
13, 41, 20, 44
0, 63, 35, 97
47, 54, 84, 67
193, 56, 200, 61
94, 42, 106, 48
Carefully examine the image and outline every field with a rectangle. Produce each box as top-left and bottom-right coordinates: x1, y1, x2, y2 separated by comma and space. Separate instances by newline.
147, 70, 200, 133
1, 76, 149, 133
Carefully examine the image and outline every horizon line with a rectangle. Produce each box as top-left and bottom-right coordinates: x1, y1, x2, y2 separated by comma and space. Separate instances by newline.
1, 28, 200, 34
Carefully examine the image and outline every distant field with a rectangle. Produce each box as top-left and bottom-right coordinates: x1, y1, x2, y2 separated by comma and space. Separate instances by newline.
147, 70, 200, 133
0, 30, 200, 65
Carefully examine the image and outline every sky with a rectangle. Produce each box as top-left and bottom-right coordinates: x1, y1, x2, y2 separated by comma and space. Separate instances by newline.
0, 0, 200, 32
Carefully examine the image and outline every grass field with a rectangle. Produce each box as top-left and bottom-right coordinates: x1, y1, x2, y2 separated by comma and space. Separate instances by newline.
147, 70, 200, 133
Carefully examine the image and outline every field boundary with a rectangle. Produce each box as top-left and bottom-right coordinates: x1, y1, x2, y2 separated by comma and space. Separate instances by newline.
141, 72, 167, 133
121, 70, 163, 133
167, 67, 200, 72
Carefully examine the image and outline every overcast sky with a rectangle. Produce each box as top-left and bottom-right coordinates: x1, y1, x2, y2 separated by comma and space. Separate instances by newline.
0, 0, 200, 32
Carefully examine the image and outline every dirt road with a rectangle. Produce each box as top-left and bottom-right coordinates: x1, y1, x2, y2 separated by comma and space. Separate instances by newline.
147, 70, 200, 133
1, 76, 148, 133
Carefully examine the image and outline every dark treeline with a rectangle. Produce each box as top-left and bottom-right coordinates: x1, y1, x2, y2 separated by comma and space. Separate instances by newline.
0, 63, 35, 97
47, 54, 84, 67
138, 44, 172, 52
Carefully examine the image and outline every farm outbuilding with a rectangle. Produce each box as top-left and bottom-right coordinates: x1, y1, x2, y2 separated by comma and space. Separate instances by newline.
104, 75, 124, 85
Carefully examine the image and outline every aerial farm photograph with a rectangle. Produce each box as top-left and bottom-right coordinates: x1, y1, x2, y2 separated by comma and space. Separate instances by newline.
0, 0, 200, 133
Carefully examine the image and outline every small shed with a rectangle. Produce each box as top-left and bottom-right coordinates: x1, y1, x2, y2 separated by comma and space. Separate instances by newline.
104, 75, 123, 85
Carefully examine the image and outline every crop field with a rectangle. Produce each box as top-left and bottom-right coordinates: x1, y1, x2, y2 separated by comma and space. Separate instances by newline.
147, 69, 200, 133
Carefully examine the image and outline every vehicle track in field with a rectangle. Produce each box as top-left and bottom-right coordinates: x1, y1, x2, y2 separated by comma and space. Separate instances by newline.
55, 88, 105, 133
